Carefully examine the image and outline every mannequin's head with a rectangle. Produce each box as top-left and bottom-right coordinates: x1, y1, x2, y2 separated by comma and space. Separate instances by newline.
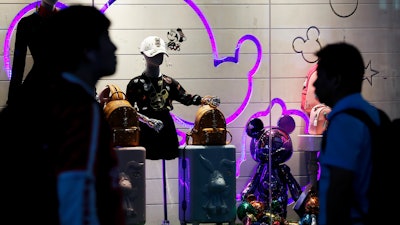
144, 53, 164, 67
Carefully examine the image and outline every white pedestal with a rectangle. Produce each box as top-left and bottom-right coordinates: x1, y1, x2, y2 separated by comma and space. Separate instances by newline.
114, 146, 146, 225
178, 145, 237, 225
297, 135, 322, 185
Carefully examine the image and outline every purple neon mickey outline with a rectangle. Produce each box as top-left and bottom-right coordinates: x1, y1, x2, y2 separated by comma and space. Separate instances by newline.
99, 0, 116, 13
175, 2, 312, 190
3, 0, 115, 80
173, 0, 262, 145
237, 98, 310, 204
238, 98, 310, 177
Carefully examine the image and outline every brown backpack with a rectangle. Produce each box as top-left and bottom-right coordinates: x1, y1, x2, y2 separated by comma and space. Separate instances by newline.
186, 101, 232, 145
99, 84, 140, 147
308, 103, 331, 135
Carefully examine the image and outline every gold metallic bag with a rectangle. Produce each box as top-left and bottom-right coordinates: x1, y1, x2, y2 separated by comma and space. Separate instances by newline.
99, 84, 140, 147
186, 102, 232, 145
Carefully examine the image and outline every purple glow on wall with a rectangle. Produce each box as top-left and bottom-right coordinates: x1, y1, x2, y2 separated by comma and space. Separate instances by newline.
237, 98, 310, 177
100, 0, 116, 13
173, 0, 262, 144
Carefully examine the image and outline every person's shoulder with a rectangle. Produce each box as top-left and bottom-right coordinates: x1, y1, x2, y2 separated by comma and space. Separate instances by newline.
328, 107, 367, 129
18, 12, 41, 27
17, 14, 32, 25
22, 12, 41, 21
53, 80, 93, 103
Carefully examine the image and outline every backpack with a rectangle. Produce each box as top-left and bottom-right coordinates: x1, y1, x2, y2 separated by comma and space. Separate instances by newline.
186, 100, 232, 145
308, 103, 331, 135
324, 108, 398, 224
301, 64, 320, 115
98, 84, 140, 147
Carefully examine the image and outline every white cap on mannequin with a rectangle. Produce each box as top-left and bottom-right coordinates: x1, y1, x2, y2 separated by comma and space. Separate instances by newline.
140, 36, 168, 57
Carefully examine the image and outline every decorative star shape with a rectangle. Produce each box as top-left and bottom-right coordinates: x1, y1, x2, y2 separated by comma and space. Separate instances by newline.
363, 60, 379, 86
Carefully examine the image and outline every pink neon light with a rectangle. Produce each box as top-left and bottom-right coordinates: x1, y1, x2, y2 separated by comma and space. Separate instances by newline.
174, 0, 262, 145
100, 0, 116, 13
173, 3, 311, 192
172, 2, 313, 200
237, 98, 310, 204
238, 98, 310, 177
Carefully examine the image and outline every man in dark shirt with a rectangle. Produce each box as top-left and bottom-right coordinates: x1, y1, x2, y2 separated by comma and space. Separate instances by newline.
0, 5, 125, 225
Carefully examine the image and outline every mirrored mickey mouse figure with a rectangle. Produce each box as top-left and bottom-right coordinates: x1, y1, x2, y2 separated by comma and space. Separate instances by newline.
237, 115, 302, 225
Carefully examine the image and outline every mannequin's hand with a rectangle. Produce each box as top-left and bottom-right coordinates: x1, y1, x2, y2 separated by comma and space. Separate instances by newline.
209, 96, 220, 107
137, 112, 164, 132
148, 119, 164, 133
202, 95, 220, 108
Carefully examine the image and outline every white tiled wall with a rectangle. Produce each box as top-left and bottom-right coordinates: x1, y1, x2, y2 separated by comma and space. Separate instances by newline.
1, 0, 399, 224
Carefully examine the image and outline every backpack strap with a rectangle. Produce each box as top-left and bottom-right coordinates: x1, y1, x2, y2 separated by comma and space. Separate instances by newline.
338, 109, 376, 129
322, 107, 390, 225
322, 108, 378, 150
108, 84, 126, 100
311, 104, 328, 127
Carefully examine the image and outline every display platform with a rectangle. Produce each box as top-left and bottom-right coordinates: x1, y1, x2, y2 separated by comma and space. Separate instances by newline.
114, 146, 146, 225
178, 145, 237, 225
297, 135, 322, 185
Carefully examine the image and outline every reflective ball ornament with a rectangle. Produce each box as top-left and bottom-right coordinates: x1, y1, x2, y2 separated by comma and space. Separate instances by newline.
252, 127, 293, 164
277, 115, 296, 134
237, 201, 257, 221
249, 200, 265, 220
246, 118, 264, 138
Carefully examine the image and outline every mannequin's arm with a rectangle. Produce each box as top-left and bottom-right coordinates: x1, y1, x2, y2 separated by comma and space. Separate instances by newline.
137, 112, 164, 133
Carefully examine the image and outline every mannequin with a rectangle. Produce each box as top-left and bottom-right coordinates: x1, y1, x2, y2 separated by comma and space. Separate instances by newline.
7, 0, 58, 105
126, 36, 219, 224
126, 36, 218, 161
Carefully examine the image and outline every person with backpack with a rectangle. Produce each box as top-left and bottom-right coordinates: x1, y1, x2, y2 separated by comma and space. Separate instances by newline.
0, 5, 125, 225
313, 42, 390, 225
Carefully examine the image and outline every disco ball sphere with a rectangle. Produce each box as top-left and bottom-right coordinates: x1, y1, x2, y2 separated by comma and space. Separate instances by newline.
246, 118, 264, 138
251, 127, 293, 164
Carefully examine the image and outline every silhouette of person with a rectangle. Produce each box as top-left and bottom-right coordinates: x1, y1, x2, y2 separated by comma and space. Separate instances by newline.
7, 0, 58, 105
0, 5, 125, 225
314, 42, 387, 225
